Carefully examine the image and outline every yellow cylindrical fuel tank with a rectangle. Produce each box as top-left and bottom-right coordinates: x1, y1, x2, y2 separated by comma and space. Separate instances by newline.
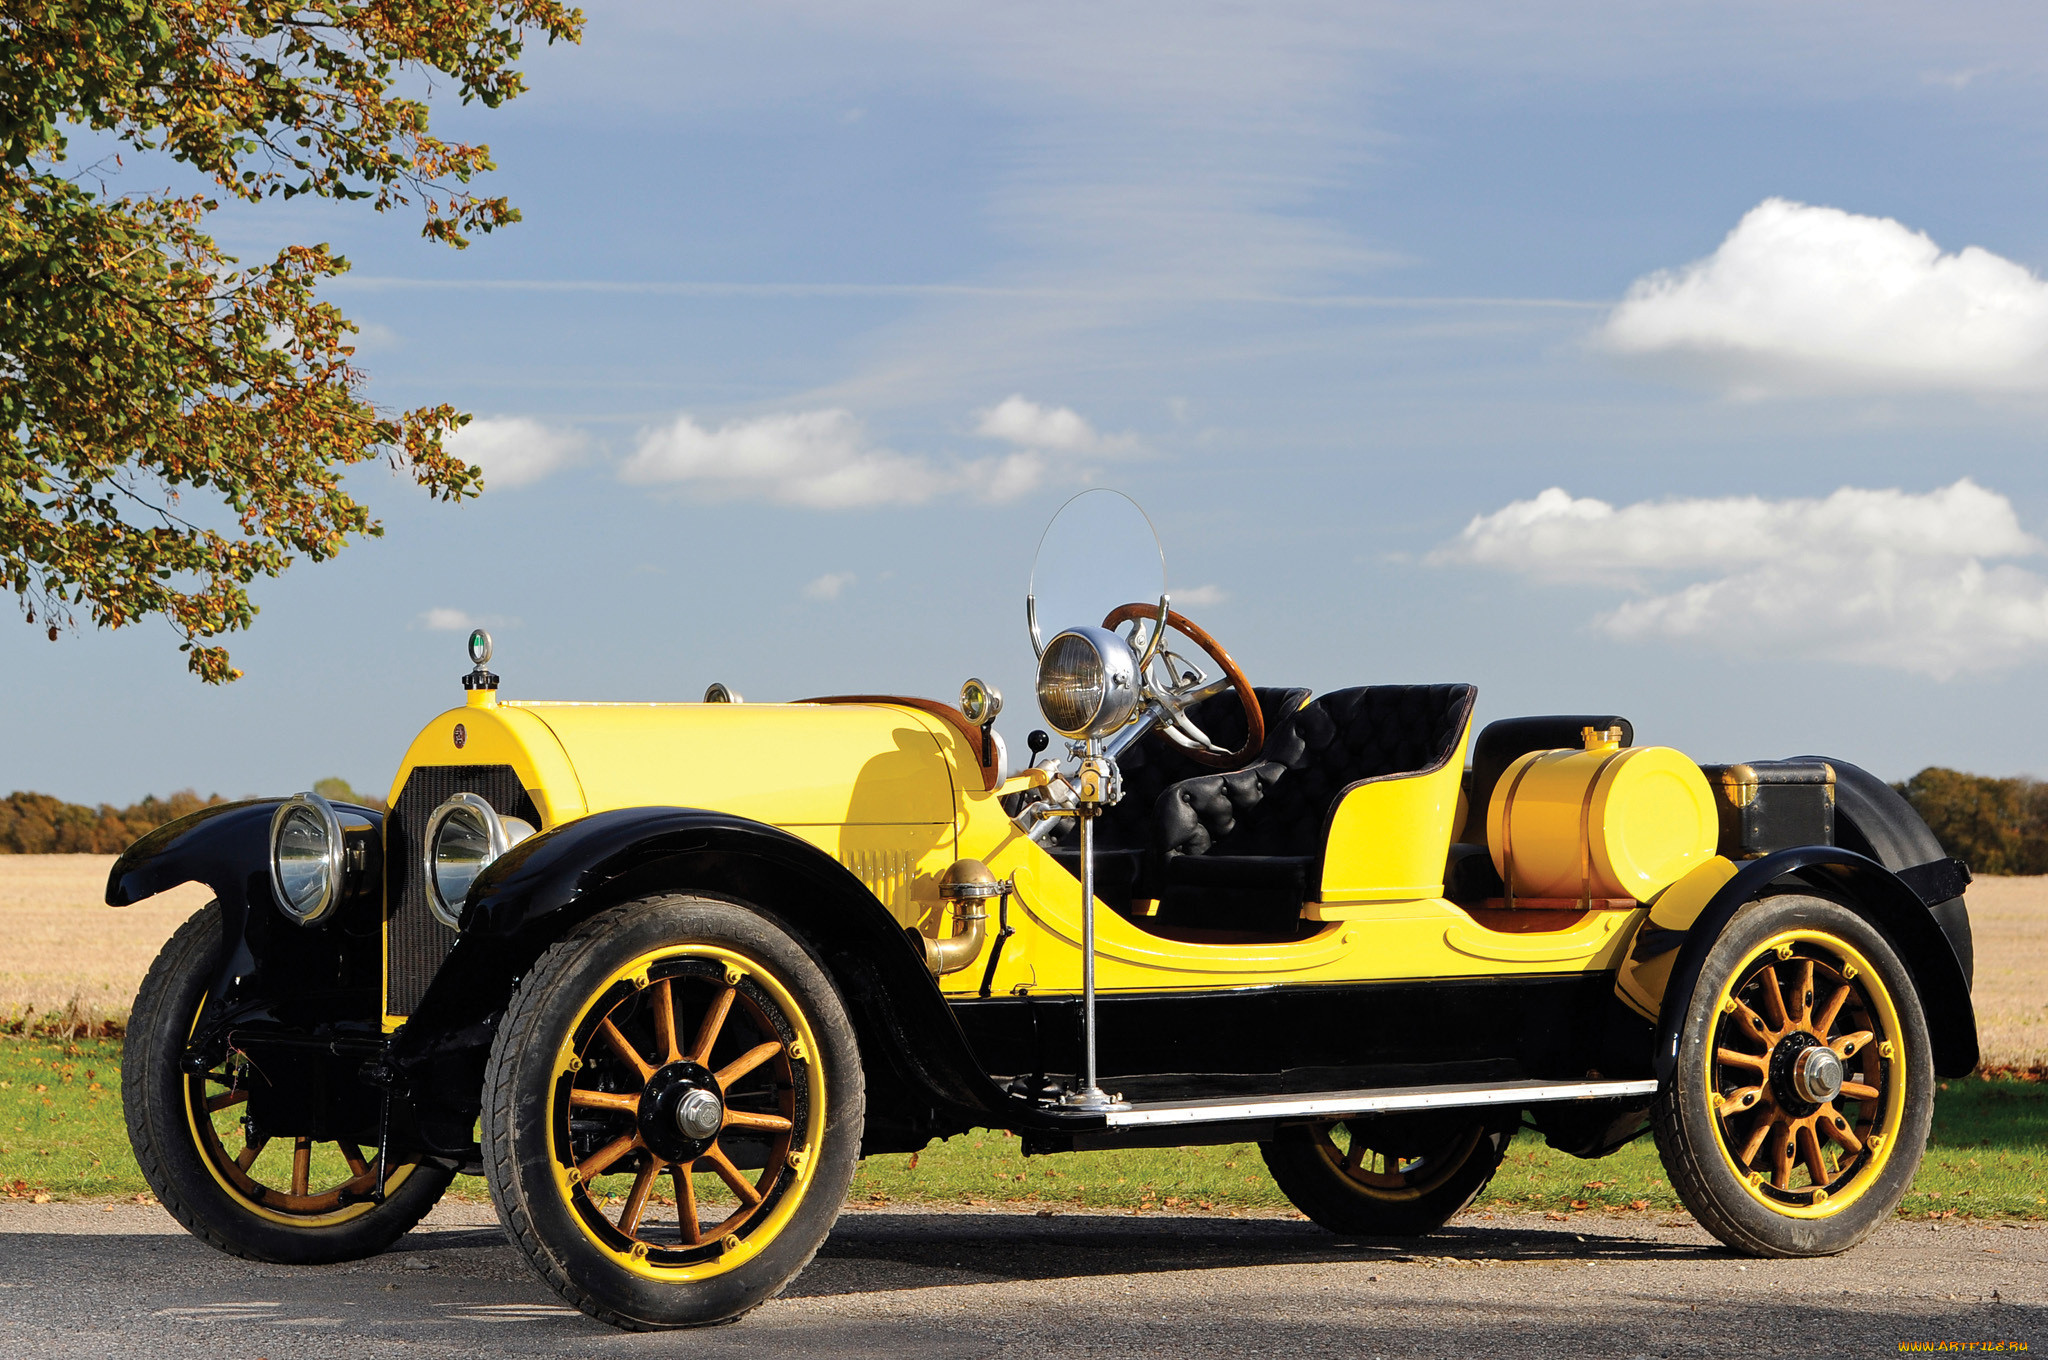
1486, 729, 1718, 904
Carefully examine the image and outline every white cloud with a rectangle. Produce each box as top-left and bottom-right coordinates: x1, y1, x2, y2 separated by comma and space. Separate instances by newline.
803, 571, 856, 601
417, 608, 521, 633
620, 400, 1131, 508
447, 417, 589, 489
1600, 198, 2048, 395
1434, 479, 2048, 678
1174, 583, 1228, 608
622, 409, 947, 507
975, 395, 1129, 453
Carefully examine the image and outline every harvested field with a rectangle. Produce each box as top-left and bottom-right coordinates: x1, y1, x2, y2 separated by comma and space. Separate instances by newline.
1959, 875, 2048, 1068
0, 854, 210, 1023
0, 856, 2041, 1061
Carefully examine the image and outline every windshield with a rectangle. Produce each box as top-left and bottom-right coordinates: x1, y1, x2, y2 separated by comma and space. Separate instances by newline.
1027, 488, 1168, 657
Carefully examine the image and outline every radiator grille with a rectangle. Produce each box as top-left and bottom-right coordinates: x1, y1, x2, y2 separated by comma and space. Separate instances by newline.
386, 764, 540, 1018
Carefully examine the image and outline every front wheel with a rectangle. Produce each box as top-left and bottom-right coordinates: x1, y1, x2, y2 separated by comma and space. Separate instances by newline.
1652, 894, 1933, 1257
1260, 1108, 1515, 1236
481, 894, 864, 1330
123, 903, 453, 1263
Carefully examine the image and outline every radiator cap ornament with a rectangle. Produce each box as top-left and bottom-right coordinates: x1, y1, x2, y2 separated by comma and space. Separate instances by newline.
463, 628, 500, 693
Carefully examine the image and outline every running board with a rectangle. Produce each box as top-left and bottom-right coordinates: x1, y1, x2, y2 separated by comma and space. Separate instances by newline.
1102, 1077, 1661, 1130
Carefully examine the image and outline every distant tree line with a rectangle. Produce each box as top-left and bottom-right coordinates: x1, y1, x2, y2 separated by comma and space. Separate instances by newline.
0, 791, 228, 854
1896, 768, 2048, 877
0, 779, 382, 854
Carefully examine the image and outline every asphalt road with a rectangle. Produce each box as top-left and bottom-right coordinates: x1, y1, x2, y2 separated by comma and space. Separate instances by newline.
0, 1199, 2038, 1359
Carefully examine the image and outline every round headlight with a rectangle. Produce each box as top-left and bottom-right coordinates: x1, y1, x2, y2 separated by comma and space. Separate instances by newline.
1036, 626, 1139, 740
270, 793, 344, 926
423, 792, 535, 928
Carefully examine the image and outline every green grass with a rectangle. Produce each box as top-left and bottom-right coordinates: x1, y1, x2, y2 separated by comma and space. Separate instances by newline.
3, 1037, 2040, 1220
0, 1038, 128, 1199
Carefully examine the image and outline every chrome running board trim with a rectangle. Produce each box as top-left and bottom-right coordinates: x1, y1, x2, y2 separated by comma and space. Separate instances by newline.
1102, 1077, 1661, 1129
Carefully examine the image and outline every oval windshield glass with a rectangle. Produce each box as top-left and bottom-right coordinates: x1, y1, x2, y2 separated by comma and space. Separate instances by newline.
1027, 489, 1167, 656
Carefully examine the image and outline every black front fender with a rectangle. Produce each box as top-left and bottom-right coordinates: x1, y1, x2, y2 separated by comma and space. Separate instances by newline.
105, 798, 387, 1053
390, 808, 1010, 1148
1652, 847, 1978, 1083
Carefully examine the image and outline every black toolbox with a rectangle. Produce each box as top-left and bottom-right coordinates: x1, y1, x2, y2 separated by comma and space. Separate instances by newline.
1699, 759, 1836, 859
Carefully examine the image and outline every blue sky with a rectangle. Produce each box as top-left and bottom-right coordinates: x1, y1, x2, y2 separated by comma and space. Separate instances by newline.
13, 1, 2048, 804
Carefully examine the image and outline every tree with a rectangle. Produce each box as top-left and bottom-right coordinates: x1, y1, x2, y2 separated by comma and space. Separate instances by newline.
1, 0, 581, 681
1896, 766, 2048, 877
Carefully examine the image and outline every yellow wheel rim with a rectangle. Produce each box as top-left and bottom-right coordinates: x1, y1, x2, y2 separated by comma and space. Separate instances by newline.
546, 943, 827, 1281
1704, 927, 1907, 1219
1311, 1121, 1486, 1202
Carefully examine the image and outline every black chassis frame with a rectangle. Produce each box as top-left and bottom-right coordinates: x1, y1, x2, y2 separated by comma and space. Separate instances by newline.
110, 801, 1980, 1164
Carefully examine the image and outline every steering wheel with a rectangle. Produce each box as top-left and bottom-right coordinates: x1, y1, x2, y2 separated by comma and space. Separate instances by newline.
1101, 603, 1264, 769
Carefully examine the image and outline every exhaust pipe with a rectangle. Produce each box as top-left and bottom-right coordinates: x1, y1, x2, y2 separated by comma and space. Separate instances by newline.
925, 858, 1002, 975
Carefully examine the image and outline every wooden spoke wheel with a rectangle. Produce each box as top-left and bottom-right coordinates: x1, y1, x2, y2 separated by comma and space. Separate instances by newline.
557, 955, 805, 1258
1260, 1109, 1516, 1236
187, 1061, 419, 1223
123, 903, 452, 1263
1653, 894, 1932, 1258
483, 895, 864, 1330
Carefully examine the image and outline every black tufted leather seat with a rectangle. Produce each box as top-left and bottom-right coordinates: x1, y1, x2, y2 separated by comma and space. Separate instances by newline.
1046, 686, 1311, 911
1151, 684, 1477, 933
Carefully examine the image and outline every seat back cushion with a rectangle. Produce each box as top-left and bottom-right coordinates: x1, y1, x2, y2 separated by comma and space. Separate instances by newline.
1157, 683, 1477, 862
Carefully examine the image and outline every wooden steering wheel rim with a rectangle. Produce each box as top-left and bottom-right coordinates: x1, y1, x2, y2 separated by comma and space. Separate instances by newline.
1101, 603, 1264, 769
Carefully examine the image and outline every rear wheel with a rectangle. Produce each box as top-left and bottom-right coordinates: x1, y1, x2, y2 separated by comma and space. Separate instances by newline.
123, 903, 452, 1262
1652, 894, 1931, 1257
1260, 1108, 1515, 1236
481, 894, 864, 1329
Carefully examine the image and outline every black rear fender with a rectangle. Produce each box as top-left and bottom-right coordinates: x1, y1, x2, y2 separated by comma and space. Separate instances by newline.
390, 809, 1007, 1151
1809, 757, 1975, 985
1652, 847, 1978, 1082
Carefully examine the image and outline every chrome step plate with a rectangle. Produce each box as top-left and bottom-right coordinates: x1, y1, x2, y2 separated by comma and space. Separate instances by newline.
1103, 1077, 1661, 1129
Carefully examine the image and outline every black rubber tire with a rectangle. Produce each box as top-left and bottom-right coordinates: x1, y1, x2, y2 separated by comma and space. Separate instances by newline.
1260, 1109, 1516, 1236
123, 903, 453, 1263
1652, 894, 1933, 1258
481, 894, 865, 1330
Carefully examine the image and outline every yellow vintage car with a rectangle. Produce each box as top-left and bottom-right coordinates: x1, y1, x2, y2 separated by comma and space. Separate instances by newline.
112, 491, 1977, 1329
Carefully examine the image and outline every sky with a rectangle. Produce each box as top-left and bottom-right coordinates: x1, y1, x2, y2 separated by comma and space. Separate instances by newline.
12, 1, 2048, 804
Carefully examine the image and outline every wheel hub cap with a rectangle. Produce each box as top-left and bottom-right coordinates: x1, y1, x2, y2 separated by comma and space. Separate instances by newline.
636, 1060, 724, 1162
676, 1087, 724, 1140
1791, 1045, 1844, 1105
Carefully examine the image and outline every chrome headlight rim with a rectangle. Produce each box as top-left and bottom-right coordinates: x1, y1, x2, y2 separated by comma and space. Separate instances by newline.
1036, 625, 1140, 741
269, 792, 345, 927
422, 792, 534, 929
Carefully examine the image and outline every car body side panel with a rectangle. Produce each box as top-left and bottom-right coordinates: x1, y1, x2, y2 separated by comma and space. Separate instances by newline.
951, 972, 1648, 1094
1318, 715, 1472, 902
947, 773, 1644, 997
